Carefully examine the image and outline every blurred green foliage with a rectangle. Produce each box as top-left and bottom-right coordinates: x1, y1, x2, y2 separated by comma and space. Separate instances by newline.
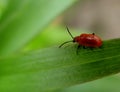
24, 26, 83, 51
0, 0, 77, 56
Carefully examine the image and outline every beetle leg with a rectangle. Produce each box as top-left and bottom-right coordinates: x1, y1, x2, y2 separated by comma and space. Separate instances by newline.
90, 47, 93, 50
99, 45, 103, 49
76, 45, 80, 55
83, 46, 86, 49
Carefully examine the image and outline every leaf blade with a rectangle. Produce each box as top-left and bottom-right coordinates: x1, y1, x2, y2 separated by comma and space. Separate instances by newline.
0, 39, 120, 92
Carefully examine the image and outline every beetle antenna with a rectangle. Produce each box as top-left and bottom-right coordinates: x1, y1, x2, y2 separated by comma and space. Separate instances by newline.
66, 26, 74, 39
59, 40, 73, 48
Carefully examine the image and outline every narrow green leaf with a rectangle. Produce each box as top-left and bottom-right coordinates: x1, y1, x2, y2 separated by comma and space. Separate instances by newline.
0, 39, 120, 92
0, 0, 77, 56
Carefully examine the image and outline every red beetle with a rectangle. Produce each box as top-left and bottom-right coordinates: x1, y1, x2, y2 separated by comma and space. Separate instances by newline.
59, 27, 102, 53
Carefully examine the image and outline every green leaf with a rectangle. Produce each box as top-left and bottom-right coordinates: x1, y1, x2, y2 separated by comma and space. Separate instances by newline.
1, 38, 120, 92
60, 75, 120, 92
0, 0, 8, 19
0, 0, 77, 56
